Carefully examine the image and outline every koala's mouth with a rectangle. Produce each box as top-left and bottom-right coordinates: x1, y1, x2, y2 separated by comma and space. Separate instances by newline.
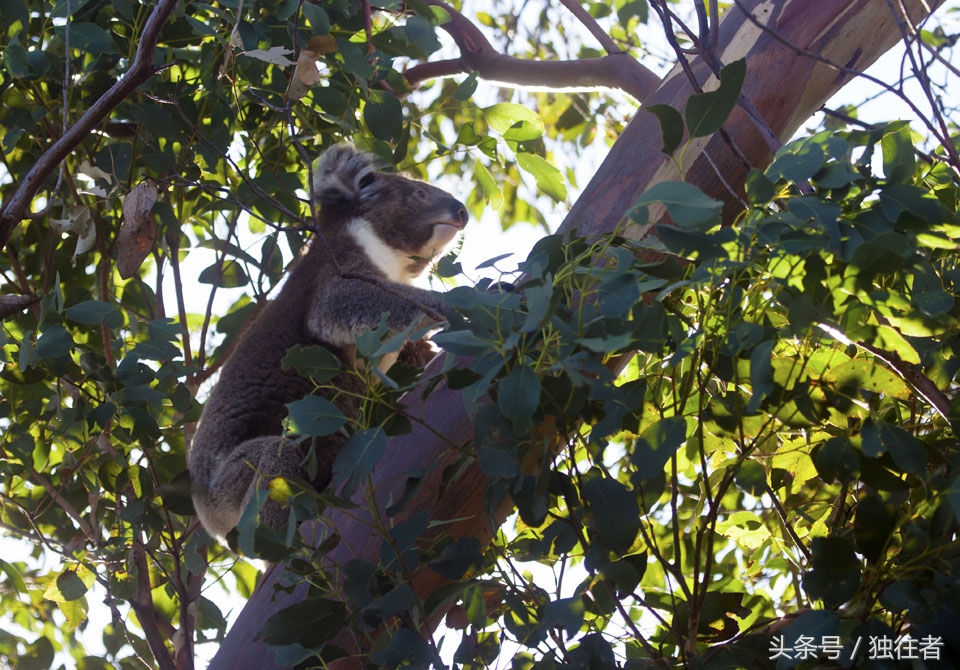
428, 220, 465, 250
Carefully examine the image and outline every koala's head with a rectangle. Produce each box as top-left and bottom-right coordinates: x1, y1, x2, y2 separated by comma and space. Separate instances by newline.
312, 145, 468, 281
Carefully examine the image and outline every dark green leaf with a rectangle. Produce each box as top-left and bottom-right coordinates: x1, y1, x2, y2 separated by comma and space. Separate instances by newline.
646, 103, 684, 154
56, 570, 89, 601
36, 325, 73, 361
64, 301, 123, 328
258, 597, 346, 646
429, 538, 483, 580
636, 182, 722, 230
802, 536, 861, 608
631, 417, 686, 483
878, 183, 946, 223
198, 260, 249, 288
861, 419, 926, 476
881, 122, 915, 183
453, 71, 478, 101
581, 474, 640, 553
766, 136, 826, 182
745, 168, 775, 206
746, 340, 775, 413
949, 474, 960, 527
3, 44, 50, 80
498, 364, 541, 432
364, 91, 403, 143
55, 23, 116, 53
541, 597, 585, 635
332, 428, 387, 496
285, 396, 346, 437
301, 3, 330, 32
734, 460, 767, 496
282, 344, 342, 383
684, 58, 746, 138
814, 437, 860, 484
404, 15, 442, 57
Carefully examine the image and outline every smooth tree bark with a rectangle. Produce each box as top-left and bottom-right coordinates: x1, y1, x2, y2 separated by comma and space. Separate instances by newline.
210, 1, 943, 667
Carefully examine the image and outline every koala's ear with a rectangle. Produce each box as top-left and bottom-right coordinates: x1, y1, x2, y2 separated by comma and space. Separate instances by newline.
313, 144, 377, 206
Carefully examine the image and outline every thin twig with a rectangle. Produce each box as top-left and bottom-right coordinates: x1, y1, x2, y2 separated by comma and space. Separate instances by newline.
557, 0, 621, 55
0, 0, 180, 252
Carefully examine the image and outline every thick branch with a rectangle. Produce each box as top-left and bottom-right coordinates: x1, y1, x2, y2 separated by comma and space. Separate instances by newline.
0, 0, 180, 253
406, 0, 661, 101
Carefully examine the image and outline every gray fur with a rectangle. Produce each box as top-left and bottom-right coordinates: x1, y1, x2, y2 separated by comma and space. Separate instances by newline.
188, 145, 467, 543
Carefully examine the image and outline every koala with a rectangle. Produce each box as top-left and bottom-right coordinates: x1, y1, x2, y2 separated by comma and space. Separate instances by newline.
187, 145, 468, 543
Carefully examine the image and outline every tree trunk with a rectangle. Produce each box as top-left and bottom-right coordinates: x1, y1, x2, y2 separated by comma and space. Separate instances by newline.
209, 1, 942, 667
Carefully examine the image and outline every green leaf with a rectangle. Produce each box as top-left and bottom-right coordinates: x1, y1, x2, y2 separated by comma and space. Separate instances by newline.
814, 437, 860, 484
364, 91, 403, 143
878, 183, 946, 223
301, 3, 330, 32
498, 363, 541, 432
592, 379, 646, 446
821, 359, 912, 401
453, 71, 478, 101
55, 23, 116, 53
282, 344, 342, 384
3, 43, 50, 80
734, 460, 767, 496
55, 569, 90, 601
404, 14, 442, 57
745, 168, 775, 206
646, 104, 684, 154
766, 136, 826, 182
482, 103, 544, 137
0, 560, 27, 597
516, 153, 566, 201
684, 58, 746, 138
631, 417, 686, 483
64, 300, 123, 328
198, 260, 249, 288
285, 395, 346, 437
746, 340, 775, 412
581, 474, 640, 553
635, 181, 722, 230
881, 122, 915, 183
332, 428, 387, 496
36, 325, 73, 361
541, 597, 585, 635
429, 538, 483, 580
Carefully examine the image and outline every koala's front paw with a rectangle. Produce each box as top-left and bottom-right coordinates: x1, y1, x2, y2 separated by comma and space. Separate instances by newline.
397, 338, 437, 368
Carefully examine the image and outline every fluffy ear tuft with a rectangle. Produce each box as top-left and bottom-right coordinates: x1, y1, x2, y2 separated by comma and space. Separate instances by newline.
312, 144, 377, 205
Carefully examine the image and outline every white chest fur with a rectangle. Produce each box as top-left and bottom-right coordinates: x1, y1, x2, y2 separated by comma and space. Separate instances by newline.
346, 217, 416, 284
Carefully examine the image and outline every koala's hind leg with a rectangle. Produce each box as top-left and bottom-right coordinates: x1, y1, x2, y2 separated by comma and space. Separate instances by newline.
193, 436, 310, 541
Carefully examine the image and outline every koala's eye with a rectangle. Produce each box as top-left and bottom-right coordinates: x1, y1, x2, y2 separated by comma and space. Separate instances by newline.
357, 172, 376, 189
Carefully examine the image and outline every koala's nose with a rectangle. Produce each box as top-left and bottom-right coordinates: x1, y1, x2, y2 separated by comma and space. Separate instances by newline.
455, 203, 469, 226
443, 197, 468, 229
